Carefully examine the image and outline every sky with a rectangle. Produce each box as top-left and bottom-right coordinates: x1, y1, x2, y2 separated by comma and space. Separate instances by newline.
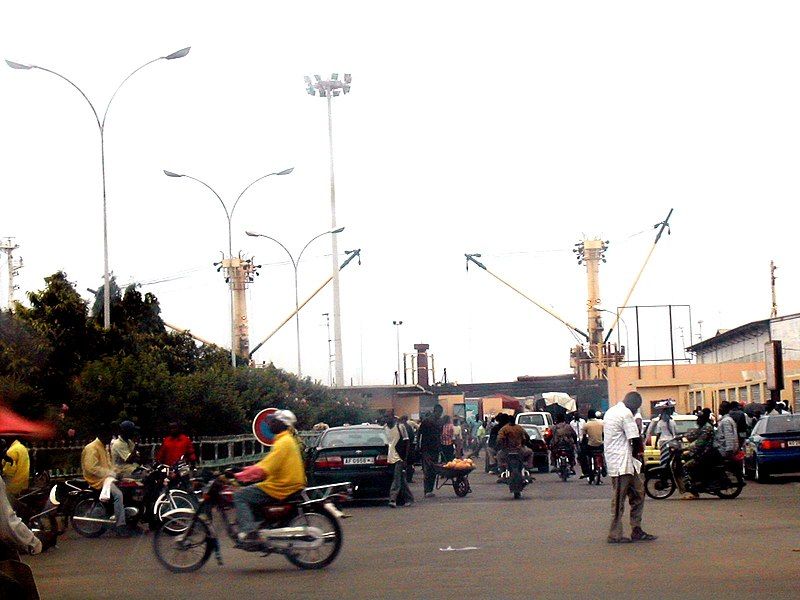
1, 1, 799, 387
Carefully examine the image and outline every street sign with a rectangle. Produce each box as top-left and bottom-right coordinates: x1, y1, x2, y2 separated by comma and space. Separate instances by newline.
765, 340, 784, 391
252, 408, 279, 446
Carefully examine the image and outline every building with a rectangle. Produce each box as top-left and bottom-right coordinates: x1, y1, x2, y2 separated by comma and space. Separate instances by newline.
686, 313, 800, 364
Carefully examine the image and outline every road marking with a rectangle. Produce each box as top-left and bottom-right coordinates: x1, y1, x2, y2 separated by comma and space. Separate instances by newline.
439, 545, 479, 552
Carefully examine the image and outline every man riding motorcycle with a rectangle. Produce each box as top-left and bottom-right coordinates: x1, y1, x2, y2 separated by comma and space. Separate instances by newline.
679, 408, 718, 500
550, 413, 577, 474
233, 410, 306, 546
495, 419, 534, 477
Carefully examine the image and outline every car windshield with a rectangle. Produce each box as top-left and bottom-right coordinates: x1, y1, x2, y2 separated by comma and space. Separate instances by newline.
319, 428, 387, 449
674, 419, 698, 434
517, 414, 545, 426
765, 414, 800, 434
521, 426, 543, 440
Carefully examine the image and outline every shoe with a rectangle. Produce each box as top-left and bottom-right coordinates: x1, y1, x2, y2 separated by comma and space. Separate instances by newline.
388, 501, 397, 508
631, 528, 657, 542
424, 492, 435, 498
579, 475, 587, 479
680, 492, 698, 500
405, 499, 415, 506
570, 469, 576, 475
607, 537, 632, 544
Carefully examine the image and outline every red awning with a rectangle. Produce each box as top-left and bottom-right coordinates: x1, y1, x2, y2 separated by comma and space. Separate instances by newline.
0, 405, 55, 438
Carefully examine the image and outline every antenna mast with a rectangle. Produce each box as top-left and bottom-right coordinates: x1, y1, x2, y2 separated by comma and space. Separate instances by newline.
0, 238, 22, 309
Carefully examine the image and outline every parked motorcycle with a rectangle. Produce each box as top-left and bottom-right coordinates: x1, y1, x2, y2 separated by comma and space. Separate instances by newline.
152, 471, 350, 572
644, 439, 744, 500
67, 463, 195, 537
500, 451, 531, 499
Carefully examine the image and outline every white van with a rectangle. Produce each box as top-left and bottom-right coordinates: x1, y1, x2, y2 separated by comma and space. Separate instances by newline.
515, 412, 554, 439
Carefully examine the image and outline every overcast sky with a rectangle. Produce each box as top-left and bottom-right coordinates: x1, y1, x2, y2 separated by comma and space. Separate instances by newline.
1, 1, 798, 387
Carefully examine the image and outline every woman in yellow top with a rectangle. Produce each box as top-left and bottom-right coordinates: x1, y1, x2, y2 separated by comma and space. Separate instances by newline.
233, 410, 306, 545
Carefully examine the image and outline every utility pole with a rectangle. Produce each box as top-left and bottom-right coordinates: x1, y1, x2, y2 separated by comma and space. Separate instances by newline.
323, 313, 333, 386
575, 239, 610, 378
0, 238, 22, 309
392, 320, 403, 384
770, 260, 778, 318
217, 256, 259, 363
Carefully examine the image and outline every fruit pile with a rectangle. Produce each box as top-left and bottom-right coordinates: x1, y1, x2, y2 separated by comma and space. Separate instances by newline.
442, 458, 474, 470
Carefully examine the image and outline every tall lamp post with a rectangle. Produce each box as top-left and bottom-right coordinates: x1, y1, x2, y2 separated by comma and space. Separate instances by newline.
6, 47, 191, 329
246, 227, 345, 377
392, 320, 403, 385
164, 168, 293, 366
304, 73, 351, 386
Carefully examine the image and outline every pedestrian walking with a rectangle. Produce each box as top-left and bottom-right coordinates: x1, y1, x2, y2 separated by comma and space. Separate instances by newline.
440, 416, 456, 463
418, 405, 444, 498
399, 415, 416, 482
384, 415, 414, 508
604, 391, 657, 544
452, 418, 464, 458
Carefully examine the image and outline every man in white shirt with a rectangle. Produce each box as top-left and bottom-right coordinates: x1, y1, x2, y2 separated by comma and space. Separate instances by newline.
604, 392, 657, 544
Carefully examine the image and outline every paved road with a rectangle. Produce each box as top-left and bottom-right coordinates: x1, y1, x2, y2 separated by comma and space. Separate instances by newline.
29, 465, 800, 600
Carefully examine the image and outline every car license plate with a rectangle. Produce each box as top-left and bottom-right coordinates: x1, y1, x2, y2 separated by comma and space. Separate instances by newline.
343, 457, 374, 465
788, 441, 800, 447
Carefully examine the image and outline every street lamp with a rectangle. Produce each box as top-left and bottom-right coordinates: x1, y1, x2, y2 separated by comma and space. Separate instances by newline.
246, 227, 344, 377
164, 168, 293, 366
6, 47, 191, 330
392, 320, 404, 385
304, 72, 351, 386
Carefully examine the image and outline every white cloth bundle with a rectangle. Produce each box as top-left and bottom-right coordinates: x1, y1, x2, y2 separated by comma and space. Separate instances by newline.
99, 476, 115, 501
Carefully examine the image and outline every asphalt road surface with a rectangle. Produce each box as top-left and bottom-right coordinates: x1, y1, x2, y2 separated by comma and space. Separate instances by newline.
29, 465, 800, 600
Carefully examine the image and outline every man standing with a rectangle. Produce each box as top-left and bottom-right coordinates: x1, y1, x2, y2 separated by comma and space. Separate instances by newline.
417, 405, 443, 498
604, 392, 657, 544
81, 426, 129, 536
384, 414, 413, 508
399, 415, 416, 482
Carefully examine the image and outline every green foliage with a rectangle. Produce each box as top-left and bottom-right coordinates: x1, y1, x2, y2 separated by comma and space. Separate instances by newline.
2, 271, 374, 438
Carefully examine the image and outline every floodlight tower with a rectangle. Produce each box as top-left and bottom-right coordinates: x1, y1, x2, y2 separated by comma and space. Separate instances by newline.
304, 73, 352, 386
574, 238, 609, 377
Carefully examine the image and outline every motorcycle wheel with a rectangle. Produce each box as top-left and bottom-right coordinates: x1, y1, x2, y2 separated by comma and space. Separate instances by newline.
285, 509, 343, 570
153, 514, 212, 573
154, 490, 197, 532
715, 470, 744, 499
559, 460, 569, 482
72, 498, 109, 538
644, 472, 676, 500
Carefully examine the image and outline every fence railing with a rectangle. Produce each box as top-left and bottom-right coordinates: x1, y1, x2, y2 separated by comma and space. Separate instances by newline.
29, 433, 303, 479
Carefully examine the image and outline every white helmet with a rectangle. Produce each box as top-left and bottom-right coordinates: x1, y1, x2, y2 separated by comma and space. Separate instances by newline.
273, 409, 297, 427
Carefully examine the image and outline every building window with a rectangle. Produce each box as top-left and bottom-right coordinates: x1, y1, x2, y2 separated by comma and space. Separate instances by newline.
750, 384, 761, 403
738, 387, 747, 403
793, 380, 799, 401
719, 389, 727, 402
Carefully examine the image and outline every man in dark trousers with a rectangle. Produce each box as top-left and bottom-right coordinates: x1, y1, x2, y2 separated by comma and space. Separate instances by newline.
417, 405, 443, 498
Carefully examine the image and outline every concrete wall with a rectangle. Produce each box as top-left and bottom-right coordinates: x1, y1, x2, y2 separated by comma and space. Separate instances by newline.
772, 316, 800, 361
608, 361, 800, 416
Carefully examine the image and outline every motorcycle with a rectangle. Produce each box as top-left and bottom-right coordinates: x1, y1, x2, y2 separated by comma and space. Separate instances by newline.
644, 439, 745, 500
554, 447, 573, 482
67, 463, 195, 537
499, 451, 531, 499
587, 450, 605, 486
12, 484, 63, 551
152, 471, 350, 572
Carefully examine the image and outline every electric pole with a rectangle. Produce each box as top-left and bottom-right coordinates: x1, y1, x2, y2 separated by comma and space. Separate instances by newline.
323, 312, 333, 386
0, 238, 22, 309
770, 260, 778, 318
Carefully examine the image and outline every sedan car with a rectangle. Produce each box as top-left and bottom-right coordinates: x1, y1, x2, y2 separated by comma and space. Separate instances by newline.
744, 414, 800, 482
519, 424, 552, 473
307, 424, 393, 499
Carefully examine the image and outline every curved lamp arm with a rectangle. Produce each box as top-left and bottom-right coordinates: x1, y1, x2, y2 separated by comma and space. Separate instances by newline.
229, 167, 294, 222
245, 231, 296, 269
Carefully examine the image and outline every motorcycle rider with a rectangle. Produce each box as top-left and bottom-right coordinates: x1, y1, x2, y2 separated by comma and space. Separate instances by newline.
1, 438, 41, 599
1, 438, 30, 498
110, 421, 142, 479
550, 413, 578, 474
155, 422, 197, 468
233, 410, 306, 546
495, 418, 534, 479
715, 404, 739, 460
81, 425, 130, 536
679, 408, 717, 500
583, 411, 606, 477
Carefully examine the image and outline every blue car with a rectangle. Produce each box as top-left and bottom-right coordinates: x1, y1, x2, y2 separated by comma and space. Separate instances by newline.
743, 414, 800, 482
